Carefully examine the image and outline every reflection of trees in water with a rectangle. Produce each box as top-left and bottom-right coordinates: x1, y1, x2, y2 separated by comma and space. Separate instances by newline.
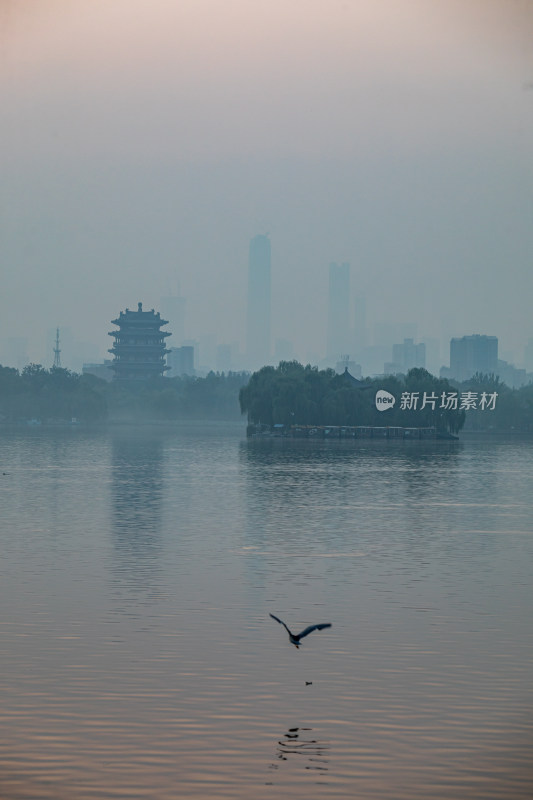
110, 431, 165, 601
240, 438, 464, 513
266, 726, 330, 785
239, 438, 466, 587
239, 438, 359, 544
392, 442, 462, 500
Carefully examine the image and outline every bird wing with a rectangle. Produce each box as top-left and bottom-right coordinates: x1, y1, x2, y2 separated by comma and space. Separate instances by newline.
296, 623, 332, 640
270, 613, 292, 636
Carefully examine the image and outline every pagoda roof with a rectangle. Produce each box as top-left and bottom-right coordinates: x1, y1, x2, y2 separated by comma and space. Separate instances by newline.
110, 302, 169, 328
337, 367, 373, 390
108, 330, 171, 337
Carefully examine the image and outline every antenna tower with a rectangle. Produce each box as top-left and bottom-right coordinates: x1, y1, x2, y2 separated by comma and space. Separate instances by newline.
53, 328, 61, 368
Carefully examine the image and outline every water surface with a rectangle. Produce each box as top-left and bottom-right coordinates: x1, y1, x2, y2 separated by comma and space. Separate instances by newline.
0, 425, 532, 798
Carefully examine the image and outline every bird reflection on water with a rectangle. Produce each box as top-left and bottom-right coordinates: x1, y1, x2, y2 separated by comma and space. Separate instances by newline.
266, 726, 330, 785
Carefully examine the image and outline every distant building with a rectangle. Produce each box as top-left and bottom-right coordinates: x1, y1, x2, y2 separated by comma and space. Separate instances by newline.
449, 334, 498, 382
385, 338, 426, 374
167, 345, 195, 377
496, 359, 527, 389
246, 234, 271, 368
215, 344, 232, 373
197, 334, 215, 372
421, 337, 440, 377
353, 296, 367, 357
82, 360, 113, 382
327, 262, 350, 362
335, 354, 362, 378
108, 302, 171, 382
159, 295, 186, 345
524, 338, 533, 373
374, 322, 417, 347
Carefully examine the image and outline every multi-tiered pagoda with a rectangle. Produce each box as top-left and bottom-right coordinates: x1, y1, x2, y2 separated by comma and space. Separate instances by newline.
108, 302, 171, 382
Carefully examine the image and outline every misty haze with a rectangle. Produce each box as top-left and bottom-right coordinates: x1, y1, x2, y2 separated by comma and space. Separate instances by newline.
1, 0, 532, 376
1, 2, 532, 799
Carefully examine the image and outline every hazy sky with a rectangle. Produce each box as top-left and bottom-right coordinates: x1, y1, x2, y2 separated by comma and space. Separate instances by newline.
1, 0, 532, 367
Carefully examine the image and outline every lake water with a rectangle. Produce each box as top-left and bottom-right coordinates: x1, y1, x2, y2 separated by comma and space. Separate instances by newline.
0, 424, 532, 799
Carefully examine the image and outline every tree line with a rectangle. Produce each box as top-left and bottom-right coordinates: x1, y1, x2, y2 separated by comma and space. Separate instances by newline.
0, 364, 249, 423
0, 361, 532, 431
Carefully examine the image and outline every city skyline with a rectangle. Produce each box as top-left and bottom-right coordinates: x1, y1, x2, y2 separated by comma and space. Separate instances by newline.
1, 1, 532, 371
1, 225, 532, 378
2, 275, 532, 384
1, 228, 533, 379
2, 227, 532, 373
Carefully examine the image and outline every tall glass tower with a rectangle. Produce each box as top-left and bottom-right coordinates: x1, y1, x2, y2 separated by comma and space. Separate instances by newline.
327, 262, 350, 361
246, 234, 271, 369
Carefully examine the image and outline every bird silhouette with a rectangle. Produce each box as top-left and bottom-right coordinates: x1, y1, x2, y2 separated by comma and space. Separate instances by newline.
269, 613, 332, 648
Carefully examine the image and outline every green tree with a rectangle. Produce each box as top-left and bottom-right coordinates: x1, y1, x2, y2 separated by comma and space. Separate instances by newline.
240, 363, 467, 434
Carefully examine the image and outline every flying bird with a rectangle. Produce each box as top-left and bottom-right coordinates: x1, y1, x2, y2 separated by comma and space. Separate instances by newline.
269, 613, 332, 648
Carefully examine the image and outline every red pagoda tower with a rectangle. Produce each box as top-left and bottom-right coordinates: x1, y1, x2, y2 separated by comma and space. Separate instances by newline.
108, 302, 171, 382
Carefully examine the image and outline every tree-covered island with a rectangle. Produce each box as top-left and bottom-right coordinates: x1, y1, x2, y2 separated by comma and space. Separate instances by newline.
239, 361, 467, 435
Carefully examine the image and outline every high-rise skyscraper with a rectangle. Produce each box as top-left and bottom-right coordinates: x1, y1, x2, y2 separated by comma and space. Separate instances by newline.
167, 345, 195, 377
327, 262, 350, 361
449, 334, 498, 381
246, 234, 271, 368
386, 338, 426, 374
353, 295, 367, 357
160, 295, 186, 346
524, 338, 533, 373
